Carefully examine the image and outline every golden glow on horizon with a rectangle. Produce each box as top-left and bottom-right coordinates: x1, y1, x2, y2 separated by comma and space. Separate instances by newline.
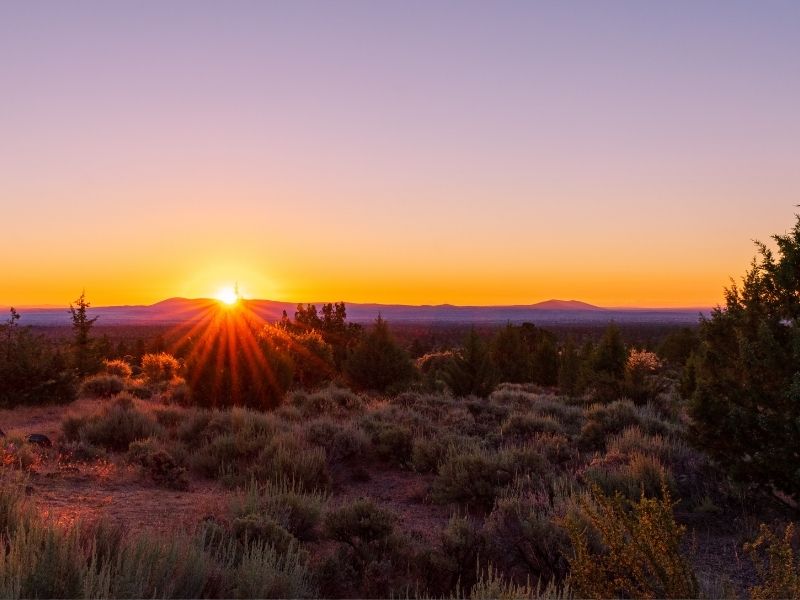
215, 286, 240, 306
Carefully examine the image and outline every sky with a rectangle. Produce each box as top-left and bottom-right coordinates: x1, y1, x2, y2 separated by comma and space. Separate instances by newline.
2, 1, 799, 308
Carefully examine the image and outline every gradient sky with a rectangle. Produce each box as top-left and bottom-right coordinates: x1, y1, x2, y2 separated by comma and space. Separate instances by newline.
2, 1, 799, 308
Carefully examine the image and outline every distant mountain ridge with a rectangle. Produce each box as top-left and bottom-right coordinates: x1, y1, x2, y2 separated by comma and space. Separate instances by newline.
5, 297, 706, 326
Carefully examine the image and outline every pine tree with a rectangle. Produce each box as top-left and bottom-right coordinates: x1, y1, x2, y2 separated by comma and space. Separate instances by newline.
69, 291, 99, 376
689, 215, 800, 499
344, 316, 413, 392
445, 327, 497, 398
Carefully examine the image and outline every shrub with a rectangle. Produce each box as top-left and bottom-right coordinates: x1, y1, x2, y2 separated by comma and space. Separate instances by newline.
745, 522, 800, 600
433, 446, 548, 509
324, 498, 395, 547
79, 373, 125, 398
232, 514, 297, 554
483, 495, 570, 584
103, 358, 132, 378
232, 539, 318, 599
128, 438, 189, 490
501, 413, 565, 438
578, 400, 640, 450
62, 394, 162, 452
231, 480, 326, 541
320, 499, 411, 597
583, 451, 675, 500
141, 352, 181, 385
565, 484, 698, 598
304, 418, 368, 463
252, 435, 331, 492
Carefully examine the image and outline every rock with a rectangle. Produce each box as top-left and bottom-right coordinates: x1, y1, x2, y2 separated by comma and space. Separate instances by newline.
27, 434, 52, 447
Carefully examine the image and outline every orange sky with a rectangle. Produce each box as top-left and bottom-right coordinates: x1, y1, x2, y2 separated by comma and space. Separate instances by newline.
2, 3, 799, 309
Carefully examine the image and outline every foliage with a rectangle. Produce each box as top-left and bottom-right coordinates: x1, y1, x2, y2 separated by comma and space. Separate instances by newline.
102, 358, 133, 379
344, 316, 414, 392
745, 522, 800, 600
141, 352, 180, 385
79, 373, 125, 398
445, 328, 497, 398
185, 318, 294, 410
565, 484, 698, 599
689, 215, 800, 498
69, 291, 101, 376
0, 309, 77, 407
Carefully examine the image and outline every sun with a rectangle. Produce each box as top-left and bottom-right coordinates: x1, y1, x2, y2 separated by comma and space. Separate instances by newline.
215, 285, 240, 306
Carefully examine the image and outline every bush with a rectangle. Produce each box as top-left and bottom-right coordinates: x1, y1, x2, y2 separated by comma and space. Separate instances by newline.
79, 373, 126, 398
304, 418, 368, 463
141, 352, 181, 385
433, 446, 549, 509
62, 394, 162, 452
745, 522, 800, 600
103, 358, 133, 378
578, 400, 640, 450
128, 438, 189, 490
231, 480, 326, 541
501, 413, 565, 438
324, 498, 395, 547
565, 484, 698, 598
483, 494, 569, 585
584, 451, 675, 500
232, 540, 318, 599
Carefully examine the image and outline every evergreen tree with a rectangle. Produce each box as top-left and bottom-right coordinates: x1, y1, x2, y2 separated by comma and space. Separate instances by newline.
689, 215, 800, 499
532, 335, 559, 386
69, 291, 100, 376
344, 316, 413, 392
445, 327, 497, 398
491, 324, 531, 383
558, 337, 582, 395
589, 323, 627, 401
0, 308, 76, 407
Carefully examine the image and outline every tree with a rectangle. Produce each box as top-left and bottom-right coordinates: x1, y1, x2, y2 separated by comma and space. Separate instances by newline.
558, 337, 582, 396
445, 328, 497, 398
69, 291, 100, 376
589, 323, 627, 402
491, 324, 531, 383
0, 308, 76, 407
344, 316, 413, 392
689, 215, 800, 499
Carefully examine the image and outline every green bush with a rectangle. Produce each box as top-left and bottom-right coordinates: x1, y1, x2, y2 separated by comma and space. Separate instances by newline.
482, 494, 570, 585
62, 394, 162, 452
79, 373, 126, 398
577, 400, 640, 450
433, 446, 549, 509
304, 418, 368, 463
